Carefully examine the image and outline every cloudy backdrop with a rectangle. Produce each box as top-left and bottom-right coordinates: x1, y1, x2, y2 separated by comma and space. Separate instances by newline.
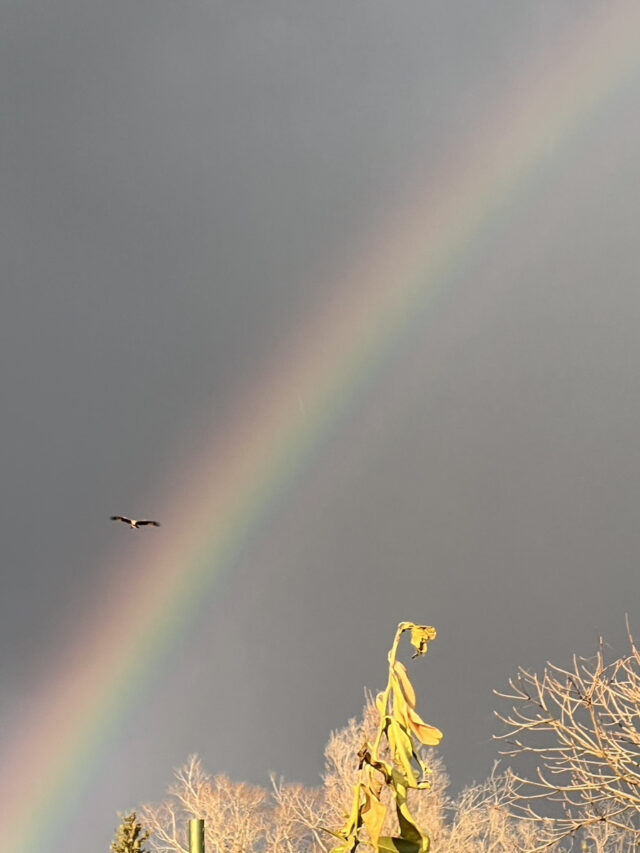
2, 1, 640, 852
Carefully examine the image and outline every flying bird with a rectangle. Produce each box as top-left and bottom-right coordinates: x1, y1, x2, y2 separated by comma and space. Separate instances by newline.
110, 515, 161, 529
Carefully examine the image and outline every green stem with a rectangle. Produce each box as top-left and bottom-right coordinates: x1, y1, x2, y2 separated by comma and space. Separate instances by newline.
371, 623, 410, 761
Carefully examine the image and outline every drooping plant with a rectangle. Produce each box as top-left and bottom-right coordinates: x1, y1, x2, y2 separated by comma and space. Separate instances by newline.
330, 622, 443, 853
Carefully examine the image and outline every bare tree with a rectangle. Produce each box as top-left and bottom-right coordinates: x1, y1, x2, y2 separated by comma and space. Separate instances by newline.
269, 779, 333, 853
577, 814, 640, 853
494, 628, 640, 850
445, 768, 568, 853
142, 756, 269, 853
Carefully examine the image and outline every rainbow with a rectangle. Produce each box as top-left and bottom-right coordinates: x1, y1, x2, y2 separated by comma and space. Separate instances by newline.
2, 3, 640, 852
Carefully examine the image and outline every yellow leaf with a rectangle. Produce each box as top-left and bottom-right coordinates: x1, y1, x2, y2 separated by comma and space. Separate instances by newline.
413, 749, 433, 789
396, 792, 422, 842
378, 837, 423, 853
406, 705, 443, 746
361, 788, 387, 847
409, 626, 436, 658
387, 720, 418, 786
390, 784, 430, 853
390, 673, 410, 729
319, 826, 346, 841
393, 662, 416, 708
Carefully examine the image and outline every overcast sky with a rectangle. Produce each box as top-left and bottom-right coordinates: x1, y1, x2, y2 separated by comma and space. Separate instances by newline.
2, 2, 640, 852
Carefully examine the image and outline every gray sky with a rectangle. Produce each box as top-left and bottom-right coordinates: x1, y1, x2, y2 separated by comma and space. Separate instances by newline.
2, 2, 640, 852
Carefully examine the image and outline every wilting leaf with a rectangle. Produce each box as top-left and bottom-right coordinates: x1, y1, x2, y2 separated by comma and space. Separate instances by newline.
358, 743, 393, 785
405, 704, 443, 747
319, 826, 347, 841
361, 788, 387, 847
390, 672, 410, 729
413, 749, 433, 789
335, 781, 364, 850
393, 662, 416, 708
395, 790, 423, 843
378, 837, 423, 853
389, 771, 429, 852
409, 626, 436, 658
387, 719, 418, 786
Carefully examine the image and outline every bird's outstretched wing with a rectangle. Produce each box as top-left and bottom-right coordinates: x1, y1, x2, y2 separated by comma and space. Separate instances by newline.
137, 520, 161, 527
111, 515, 132, 524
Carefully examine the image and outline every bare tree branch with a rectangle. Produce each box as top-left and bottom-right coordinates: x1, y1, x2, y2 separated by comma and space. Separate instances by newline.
494, 632, 640, 849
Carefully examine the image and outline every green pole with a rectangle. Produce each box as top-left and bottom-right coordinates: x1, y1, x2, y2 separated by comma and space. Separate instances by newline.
189, 819, 204, 853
